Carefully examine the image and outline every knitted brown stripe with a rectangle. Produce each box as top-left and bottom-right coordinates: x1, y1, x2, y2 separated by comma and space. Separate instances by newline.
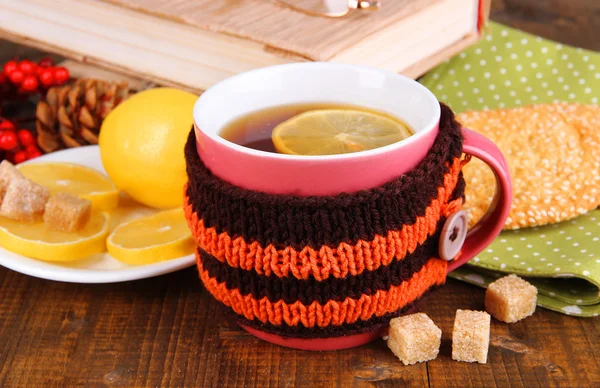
452, 170, 466, 202
185, 103, 464, 249
184, 168, 463, 281
198, 217, 444, 305
199, 256, 446, 327
229, 286, 439, 339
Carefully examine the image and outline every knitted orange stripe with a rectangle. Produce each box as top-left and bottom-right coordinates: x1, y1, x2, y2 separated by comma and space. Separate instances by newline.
198, 254, 447, 327
184, 158, 464, 281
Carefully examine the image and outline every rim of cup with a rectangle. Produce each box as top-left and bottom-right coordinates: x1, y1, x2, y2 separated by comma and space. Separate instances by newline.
193, 63, 441, 161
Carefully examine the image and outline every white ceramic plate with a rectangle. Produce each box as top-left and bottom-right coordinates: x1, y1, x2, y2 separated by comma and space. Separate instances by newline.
0, 146, 195, 283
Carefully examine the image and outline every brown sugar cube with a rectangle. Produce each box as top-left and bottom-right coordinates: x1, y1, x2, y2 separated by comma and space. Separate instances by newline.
44, 193, 92, 232
0, 178, 49, 222
485, 274, 537, 323
387, 313, 441, 365
0, 160, 25, 205
452, 310, 490, 364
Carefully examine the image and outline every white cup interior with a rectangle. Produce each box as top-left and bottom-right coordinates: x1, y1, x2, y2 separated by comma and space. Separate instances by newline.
194, 63, 440, 158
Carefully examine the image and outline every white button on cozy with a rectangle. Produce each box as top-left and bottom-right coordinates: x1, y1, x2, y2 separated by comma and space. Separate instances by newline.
439, 210, 468, 261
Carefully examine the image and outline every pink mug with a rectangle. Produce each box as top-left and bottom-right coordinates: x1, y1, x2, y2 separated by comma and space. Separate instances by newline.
192, 63, 511, 350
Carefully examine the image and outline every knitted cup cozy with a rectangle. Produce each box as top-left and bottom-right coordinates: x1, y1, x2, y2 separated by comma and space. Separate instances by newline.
184, 104, 468, 338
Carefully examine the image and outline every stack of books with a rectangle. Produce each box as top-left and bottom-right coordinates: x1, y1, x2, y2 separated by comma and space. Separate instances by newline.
0, 0, 490, 91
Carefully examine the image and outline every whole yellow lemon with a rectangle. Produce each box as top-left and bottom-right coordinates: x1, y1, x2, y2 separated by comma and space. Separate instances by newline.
99, 87, 198, 209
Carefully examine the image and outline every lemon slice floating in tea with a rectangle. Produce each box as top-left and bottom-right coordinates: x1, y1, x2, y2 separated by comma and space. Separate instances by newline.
107, 208, 195, 265
271, 109, 413, 156
18, 163, 119, 210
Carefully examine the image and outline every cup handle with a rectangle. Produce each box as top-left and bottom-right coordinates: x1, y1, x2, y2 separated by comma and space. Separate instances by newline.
446, 128, 513, 273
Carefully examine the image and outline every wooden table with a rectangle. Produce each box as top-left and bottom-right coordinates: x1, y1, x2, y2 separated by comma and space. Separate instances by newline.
1, 1, 599, 386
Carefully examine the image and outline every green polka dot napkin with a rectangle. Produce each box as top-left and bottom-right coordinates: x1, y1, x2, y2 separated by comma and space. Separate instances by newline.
420, 22, 600, 317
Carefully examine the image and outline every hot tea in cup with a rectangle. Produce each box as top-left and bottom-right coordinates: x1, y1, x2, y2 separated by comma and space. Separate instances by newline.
219, 103, 414, 155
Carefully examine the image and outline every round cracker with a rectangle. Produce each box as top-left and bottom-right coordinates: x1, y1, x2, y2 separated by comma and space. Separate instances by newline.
458, 103, 600, 230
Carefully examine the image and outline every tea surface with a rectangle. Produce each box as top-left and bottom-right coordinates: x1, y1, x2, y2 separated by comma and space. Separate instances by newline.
219, 103, 413, 154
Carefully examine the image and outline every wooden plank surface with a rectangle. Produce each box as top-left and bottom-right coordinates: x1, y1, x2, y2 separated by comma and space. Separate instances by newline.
491, 0, 600, 51
1, 272, 599, 387
1, 0, 600, 386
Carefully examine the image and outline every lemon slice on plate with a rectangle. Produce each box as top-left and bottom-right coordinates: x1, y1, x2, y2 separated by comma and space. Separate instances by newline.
18, 162, 119, 210
107, 208, 195, 265
107, 193, 158, 233
0, 212, 109, 262
271, 109, 413, 155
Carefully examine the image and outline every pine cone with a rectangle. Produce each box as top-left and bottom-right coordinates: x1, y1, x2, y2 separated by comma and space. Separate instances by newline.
36, 79, 130, 153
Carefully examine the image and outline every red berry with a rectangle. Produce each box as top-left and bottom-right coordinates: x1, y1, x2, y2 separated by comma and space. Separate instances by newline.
9, 69, 25, 85
0, 131, 18, 150
53, 67, 70, 84
25, 144, 39, 153
13, 150, 27, 164
38, 57, 54, 68
3, 60, 18, 76
21, 76, 39, 92
27, 149, 42, 159
39, 69, 54, 87
0, 120, 15, 131
18, 130, 36, 146
18, 60, 37, 75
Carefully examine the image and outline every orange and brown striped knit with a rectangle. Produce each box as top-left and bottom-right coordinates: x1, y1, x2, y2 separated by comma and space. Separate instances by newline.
184, 103, 467, 338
